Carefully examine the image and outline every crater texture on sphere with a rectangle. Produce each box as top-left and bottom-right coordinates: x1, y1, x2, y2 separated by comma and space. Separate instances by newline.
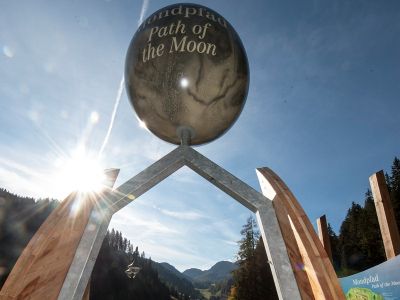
125, 3, 249, 145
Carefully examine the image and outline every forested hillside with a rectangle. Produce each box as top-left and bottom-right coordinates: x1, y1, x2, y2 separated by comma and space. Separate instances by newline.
90, 229, 202, 299
0, 156, 399, 299
0, 189, 58, 287
329, 157, 400, 276
227, 157, 400, 299
0, 189, 202, 299
152, 262, 201, 297
182, 261, 237, 299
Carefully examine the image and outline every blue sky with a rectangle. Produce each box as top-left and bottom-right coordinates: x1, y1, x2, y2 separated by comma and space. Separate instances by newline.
1, 0, 399, 271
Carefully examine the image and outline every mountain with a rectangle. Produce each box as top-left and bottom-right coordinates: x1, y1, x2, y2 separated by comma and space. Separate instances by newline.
90, 232, 171, 300
199, 261, 237, 282
0, 187, 230, 299
152, 262, 202, 299
183, 268, 203, 279
158, 262, 187, 278
183, 261, 237, 286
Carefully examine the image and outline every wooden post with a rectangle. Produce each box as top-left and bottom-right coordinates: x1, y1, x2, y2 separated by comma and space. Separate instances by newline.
316, 215, 333, 263
257, 168, 345, 300
369, 170, 400, 259
82, 279, 90, 300
0, 169, 119, 300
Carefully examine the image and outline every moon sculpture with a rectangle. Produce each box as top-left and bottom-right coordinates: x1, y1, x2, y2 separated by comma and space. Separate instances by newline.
125, 3, 249, 145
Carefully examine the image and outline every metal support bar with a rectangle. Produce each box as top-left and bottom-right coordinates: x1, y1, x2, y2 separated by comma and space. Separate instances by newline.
58, 169, 120, 300
58, 145, 301, 300
182, 146, 263, 212
108, 146, 185, 213
58, 211, 112, 300
183, 147, 301, 299
256, 206, 302, 300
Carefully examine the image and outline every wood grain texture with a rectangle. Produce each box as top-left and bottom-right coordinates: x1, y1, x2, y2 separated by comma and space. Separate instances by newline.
317, 215, 333, 263
0, 169, 119, 300
257, 168, 345, 300
0, 192, 94, 300
369, 170, 400, 259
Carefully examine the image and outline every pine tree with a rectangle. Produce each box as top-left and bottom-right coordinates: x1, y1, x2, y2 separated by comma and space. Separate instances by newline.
231, 216, 258, 299
230, 216, 277, 300
116, 230, 123, 251
385, 172, 392, 193
122, 237, 125, 252
338, 192, 385, 275
390, 157, 400, 191
237, 216, 259, 262
110, 228, 116, 248
133, 246, 139, 261
253, 238, 278, 299
122, 237, 128, 252
360, 190, 385, 268
327, 223, 341, 270
339, 202, 364, 273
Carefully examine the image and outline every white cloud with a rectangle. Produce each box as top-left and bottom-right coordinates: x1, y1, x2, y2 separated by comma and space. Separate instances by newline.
0, 157, 54, 198
0, 166, 40, 198
132, 242, 216, 272
222, 240, 238, 246
3, 45, 14, 58
111, 209, 179, 235
159, 208, 206, 221
138, 0, 150, 26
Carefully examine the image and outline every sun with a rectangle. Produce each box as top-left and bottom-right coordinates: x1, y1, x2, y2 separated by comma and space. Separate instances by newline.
54, 145, 106, 196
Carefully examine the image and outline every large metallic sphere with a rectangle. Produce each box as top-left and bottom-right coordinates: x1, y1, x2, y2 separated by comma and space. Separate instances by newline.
125, 3, 249, 145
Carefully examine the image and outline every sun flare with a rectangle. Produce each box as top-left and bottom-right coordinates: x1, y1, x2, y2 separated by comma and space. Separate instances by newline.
53, 146, 106, 197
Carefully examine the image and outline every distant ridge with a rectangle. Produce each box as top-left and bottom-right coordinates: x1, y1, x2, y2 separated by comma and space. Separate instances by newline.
0, 187, 235, 299
152, 262, 201, 298
183, 261, 237, 284
183, 268, 203, 279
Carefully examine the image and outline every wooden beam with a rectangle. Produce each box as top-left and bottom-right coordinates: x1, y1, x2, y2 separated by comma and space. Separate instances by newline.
369, 170, 400, 259
0, 169, 119, 300
316, 215, 333, 263
257, 168, 345, 300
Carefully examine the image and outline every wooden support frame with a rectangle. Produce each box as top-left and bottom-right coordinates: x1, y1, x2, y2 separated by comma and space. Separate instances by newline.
369, 170, 400, 259
257, 168, 345, 300
1, 147, 303, 300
